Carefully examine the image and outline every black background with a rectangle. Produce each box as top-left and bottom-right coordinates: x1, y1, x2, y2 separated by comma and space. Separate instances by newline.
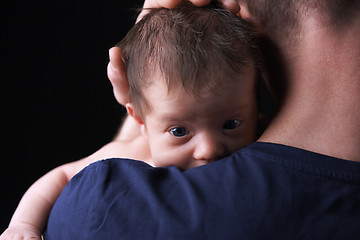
1, 0, 142, 232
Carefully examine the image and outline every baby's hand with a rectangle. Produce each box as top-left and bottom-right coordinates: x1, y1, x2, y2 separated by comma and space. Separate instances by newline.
0, 225, 41, 240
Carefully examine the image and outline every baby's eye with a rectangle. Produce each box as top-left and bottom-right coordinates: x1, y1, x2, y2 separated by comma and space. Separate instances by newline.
223, 119, 242, 130
169, 127, 188, 137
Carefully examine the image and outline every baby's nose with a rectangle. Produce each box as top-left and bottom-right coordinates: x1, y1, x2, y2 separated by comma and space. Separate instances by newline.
193, 133, 226, 162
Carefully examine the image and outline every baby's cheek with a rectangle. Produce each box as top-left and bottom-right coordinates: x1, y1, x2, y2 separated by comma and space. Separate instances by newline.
152, 150, 190, 169
230, 137, 252, 154
150, 151, 166, 168
151, 149, 175, 168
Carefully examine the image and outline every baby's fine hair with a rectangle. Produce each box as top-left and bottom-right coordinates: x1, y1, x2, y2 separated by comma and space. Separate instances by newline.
117, 0, 261, 116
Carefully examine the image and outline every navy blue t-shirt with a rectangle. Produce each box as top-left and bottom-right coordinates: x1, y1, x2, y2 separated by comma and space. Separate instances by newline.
44, 142, 360, 239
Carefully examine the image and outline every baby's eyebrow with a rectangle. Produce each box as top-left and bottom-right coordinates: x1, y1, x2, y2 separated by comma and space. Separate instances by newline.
158, 111, 195, 124
160, 115, 188, 123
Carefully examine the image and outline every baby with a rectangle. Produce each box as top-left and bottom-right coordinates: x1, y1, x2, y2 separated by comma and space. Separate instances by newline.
1, 1, 261, 239
118, 0, 260, 170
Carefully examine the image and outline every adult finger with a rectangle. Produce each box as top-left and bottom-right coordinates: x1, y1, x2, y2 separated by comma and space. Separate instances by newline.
137, 0, 211, 22
219, 0, 241, 15
137, 0, 240, 22
143, 0, 211, 8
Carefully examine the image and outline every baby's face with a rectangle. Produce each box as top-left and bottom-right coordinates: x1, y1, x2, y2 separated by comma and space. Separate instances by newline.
142, 67, 258, 170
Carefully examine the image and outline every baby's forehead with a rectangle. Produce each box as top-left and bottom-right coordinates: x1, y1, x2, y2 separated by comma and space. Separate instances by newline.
146, 65, 256, 99
142, 77, 256, 125
143, 70, 256, 113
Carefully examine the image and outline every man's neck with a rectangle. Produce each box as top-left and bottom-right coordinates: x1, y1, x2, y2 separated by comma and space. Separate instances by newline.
259, 15, 360, 162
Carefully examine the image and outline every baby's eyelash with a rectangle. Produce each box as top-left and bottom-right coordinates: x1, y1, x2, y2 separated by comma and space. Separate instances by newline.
169, 127, 188, 137
223, 119, 243, 130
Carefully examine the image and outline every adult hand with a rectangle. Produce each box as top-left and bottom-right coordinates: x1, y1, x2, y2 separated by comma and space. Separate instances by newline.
137, 0, 240, 21
107, 0, 242, 106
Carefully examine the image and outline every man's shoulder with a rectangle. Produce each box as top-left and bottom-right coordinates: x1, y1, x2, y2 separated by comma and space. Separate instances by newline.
45, 142, 360, 240
241, 142, 360, 184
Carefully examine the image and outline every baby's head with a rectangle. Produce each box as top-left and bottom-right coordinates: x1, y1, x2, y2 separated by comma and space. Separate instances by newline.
116, 0, 261, 170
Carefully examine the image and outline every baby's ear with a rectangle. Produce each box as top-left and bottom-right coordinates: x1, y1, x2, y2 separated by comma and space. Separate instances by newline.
126, 103, 144, 125
126, 103, 148, 139
107, 47, 130, 106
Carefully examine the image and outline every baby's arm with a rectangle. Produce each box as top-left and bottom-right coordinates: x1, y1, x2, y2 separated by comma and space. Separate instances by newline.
0, 158, 94, 240
1, 127, 152, 240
